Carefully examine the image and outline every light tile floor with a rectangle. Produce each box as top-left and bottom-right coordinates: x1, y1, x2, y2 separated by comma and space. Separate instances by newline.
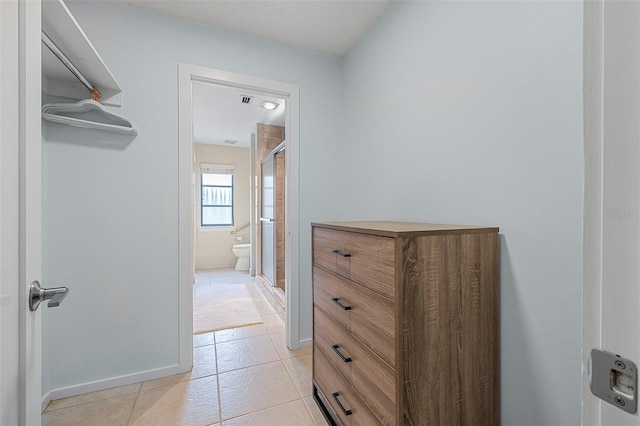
42, 269, 326, 426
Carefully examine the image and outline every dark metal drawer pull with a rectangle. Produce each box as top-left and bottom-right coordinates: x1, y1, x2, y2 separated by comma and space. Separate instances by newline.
330, 249, 351, 258
332, 297, 352, 311
332, 392, 353, 416
332, 344, 352, 363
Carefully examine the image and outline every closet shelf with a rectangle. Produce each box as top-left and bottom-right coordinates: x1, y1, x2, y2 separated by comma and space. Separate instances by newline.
42, 0, 122, 106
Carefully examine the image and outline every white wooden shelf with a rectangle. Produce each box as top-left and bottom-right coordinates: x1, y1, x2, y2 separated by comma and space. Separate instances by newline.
42, 0, 122, 106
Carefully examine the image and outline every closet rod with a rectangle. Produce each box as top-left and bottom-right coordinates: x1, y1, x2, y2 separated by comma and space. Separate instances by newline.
41, 30, 101, 101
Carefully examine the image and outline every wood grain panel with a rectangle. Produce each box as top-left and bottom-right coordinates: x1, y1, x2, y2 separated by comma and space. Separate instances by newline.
342, 231, 395, 299
400, 233, 499, 425
315, 307, 396, 425
345, 337, 396, 426
313, 226, 345, 275
400, 234, 454, 425
313, 227, 395, 299
339, 272, 396, 367
459, 232, 499, 425
313, 266, 352, 330
313, 384, 340, 426
313, 266, 396, 367
314, 306, 351, 382
314, 346, 382, 426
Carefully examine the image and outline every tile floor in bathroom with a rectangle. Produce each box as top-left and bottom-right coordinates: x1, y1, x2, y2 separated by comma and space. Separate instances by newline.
42, 269, 326, 426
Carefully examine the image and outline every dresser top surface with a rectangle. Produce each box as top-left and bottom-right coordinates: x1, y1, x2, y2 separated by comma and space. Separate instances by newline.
311, 221, 499, 238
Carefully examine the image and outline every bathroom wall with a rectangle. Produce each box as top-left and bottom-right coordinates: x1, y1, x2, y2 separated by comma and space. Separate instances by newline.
194, 143, 251, 270
340, 1, 583, 425
257, 124, 285, 159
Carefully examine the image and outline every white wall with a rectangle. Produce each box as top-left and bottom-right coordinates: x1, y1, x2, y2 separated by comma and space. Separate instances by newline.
194, 144, 250, 270
42, 0, 344, 395
340, 2, 583, 425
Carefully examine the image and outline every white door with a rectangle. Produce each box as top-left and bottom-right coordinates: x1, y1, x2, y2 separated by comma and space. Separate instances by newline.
1, 0, 43, 424
583, 0, 640, 424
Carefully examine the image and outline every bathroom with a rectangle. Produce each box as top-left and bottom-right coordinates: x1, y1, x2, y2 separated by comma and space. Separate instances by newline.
193, 81, 287, 318
194, 142, 252, 271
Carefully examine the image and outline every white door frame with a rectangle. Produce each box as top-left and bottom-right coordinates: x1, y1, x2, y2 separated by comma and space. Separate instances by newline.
19, 0, 43, 419
582, 1, 603, 423
1, 0, 42, 423
583, 0, 640, 424
1, 1, 23, 423
178, 63, 301, 371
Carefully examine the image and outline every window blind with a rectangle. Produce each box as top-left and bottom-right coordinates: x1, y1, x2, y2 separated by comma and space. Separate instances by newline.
200, 163, 235, 174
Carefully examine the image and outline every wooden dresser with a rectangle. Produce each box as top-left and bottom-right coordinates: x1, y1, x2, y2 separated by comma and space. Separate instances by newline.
311, 221, 500, 426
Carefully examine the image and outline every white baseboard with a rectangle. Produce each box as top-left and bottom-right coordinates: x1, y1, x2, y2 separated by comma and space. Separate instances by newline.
41, 364, 188, 412
41, 391, 52, 413
299, 337, 312, 348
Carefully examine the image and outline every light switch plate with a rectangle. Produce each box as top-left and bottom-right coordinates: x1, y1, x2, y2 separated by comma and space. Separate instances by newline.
590, 349, 637, 414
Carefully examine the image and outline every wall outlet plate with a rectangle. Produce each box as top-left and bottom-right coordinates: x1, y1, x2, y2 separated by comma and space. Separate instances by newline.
590, 349, 637, 414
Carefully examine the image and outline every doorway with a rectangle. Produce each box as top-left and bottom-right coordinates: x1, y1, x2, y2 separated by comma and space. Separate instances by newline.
190, 80, 285, 335
178, 63, 301, 374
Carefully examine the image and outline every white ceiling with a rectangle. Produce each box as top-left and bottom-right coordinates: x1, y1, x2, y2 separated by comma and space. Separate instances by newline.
123, 0, 394, 148
192, 82, 285, 148
121, 0, 394, 58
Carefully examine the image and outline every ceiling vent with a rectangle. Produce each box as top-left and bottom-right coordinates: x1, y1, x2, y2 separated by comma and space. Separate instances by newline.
224, 139, 238, 145
241, 95, 253, 104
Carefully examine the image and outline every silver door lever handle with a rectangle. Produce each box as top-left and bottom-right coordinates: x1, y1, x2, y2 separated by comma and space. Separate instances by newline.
29, 280, 69, 311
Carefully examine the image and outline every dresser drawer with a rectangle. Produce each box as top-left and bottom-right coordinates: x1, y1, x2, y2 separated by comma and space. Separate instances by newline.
313, 265, 351, 331
314, 306, 350, 381
313, 227, 396, 299
314, 306, 396, 425
314, 346, 382, 426
313, 266, 396, 367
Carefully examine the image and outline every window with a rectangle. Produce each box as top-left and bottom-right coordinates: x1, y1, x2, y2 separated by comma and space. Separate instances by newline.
201, 171, 234, 227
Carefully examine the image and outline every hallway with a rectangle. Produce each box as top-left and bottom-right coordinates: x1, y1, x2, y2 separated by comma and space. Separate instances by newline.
42, 270, 323, 425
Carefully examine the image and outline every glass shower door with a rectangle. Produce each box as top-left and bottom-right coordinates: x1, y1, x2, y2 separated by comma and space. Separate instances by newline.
260, 156, 275, 285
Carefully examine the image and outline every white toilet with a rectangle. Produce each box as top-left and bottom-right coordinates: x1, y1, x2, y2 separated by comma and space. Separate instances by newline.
232, 243, 251, 271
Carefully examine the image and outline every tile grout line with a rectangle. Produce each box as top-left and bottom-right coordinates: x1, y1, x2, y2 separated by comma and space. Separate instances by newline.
220, 397, 309, 424
302, 398, 321, 426
125, 383, 142, 426
278, 349, 314, 401
214, 340, 223, 425
215, 355, 300, 422
217, 357, 284, 375
281, 357, 306, 400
